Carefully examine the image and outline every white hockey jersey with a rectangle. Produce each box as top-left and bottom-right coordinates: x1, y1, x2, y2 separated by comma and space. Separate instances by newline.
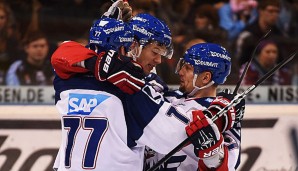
144, 94, 241, 171
53, 75, 195, 171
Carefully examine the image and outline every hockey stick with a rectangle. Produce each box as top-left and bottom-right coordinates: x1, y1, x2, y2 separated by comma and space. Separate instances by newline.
233, 29, 271, 95
147, 51, 297, 171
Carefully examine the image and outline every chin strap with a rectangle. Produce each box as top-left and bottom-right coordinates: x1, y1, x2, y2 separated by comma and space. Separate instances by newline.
127, 44, 143, 61
187, 73, 215, 97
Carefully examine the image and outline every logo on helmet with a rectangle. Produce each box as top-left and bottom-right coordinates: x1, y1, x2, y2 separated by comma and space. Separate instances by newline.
210, 51, 231, 61
164, 34, 172, 41
103, 26, 125, 34
133, 25, 153, 37
132, 16, 147, 22
119, 37, 134, 43
193, 59, 219, 68
89, 40, 103, 44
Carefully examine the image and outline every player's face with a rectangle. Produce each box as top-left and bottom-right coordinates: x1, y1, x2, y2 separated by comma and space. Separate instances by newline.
178, 63, 195, 93
136, 43, 166, 75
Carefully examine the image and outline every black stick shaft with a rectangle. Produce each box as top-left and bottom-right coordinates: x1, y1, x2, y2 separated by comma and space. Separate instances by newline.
147, 51, 296, 171
233, 29, 271, 95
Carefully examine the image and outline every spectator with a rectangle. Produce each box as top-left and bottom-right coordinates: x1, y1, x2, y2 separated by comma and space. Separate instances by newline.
239, 40, 291, 85
218, 0, 258, 40
277, 0, 298, 38
193, 4, 228, 46
0, 2, 21, 85
6, 30, 54, 85
236, 0, 285, 65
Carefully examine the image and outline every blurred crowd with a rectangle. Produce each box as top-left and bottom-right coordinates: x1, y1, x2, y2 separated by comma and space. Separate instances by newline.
0, 0, 297, 86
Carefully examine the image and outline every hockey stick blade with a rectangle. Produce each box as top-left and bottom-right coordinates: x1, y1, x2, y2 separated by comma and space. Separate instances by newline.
233, 29, 271, 95
146, 50, 296, 171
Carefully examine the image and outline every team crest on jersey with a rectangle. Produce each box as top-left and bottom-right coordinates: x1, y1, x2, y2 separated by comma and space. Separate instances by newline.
68, 93, 110, 115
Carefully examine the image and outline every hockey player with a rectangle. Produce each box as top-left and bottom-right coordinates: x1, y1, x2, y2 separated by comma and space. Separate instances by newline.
144, 43, 245, 171
51, 15, 237, 171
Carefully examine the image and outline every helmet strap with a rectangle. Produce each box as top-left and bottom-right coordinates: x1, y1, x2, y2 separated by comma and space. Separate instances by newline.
127, 44, 143, 61
187, 73, 215, 97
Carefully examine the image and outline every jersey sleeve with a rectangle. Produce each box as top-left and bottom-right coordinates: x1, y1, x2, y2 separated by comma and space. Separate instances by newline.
51, 41, 100, 79
124, 85, 192, 154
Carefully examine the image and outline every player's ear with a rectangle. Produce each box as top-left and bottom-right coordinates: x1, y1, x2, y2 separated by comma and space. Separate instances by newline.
202, 71, 212, 84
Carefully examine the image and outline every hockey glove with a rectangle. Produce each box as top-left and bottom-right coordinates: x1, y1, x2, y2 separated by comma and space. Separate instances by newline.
186, 110, 224, 159
217, 89, 245, 124
102, 0, 132, 22
85, 49, 145, 94
145, 73, 169, 93
102, 0, 123, 20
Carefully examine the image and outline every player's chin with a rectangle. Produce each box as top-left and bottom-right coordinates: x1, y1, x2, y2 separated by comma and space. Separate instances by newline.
178, 84, 186, 93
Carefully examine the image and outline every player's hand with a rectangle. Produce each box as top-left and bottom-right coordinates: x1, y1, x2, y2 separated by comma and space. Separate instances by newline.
94, 49, 145, 94
186, 110, 224, 159
102, 0, 123, 20
122, 1, 132, 22
145, 73, 169, 93
206, 95, 235, 133
217, 89, 245, 124
102, 0, 132, 22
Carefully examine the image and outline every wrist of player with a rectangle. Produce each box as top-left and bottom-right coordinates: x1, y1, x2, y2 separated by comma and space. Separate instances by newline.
199, 146, 228, 171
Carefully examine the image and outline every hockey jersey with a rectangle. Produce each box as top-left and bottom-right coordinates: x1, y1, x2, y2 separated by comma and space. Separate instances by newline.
144, 95, 241, 171
52, 42, 196, 170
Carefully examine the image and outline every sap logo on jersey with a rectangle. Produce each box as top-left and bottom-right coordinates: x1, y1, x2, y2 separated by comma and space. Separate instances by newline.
68, 93, 110, 115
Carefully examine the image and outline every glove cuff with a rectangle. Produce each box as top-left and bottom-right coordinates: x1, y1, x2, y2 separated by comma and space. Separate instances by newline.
198, 135, 224, 159
209, 97, 236, 132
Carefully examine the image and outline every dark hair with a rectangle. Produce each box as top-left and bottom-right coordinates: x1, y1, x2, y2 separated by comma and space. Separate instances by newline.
22, 31, 48, 46
256, 40, 278, 55
257, 0, 281, 10
195, 4, 219, 28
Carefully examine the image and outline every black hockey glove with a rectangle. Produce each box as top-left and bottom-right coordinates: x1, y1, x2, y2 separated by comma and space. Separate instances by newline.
186, 110, 224, 159
85, 49, 145, 94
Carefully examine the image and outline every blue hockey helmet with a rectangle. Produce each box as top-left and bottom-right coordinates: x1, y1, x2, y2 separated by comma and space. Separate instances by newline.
89, 17, 134, 52
176, 43, 231, 85
129, 13, 173, 59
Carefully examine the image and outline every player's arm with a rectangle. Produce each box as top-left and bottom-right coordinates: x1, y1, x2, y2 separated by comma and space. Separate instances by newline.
51, 41, 99, 79
51, 41, 145, 94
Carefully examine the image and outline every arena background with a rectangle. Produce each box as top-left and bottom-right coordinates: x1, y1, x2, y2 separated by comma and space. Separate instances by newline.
1, 85, 298, 171
0, 0, 298, 171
